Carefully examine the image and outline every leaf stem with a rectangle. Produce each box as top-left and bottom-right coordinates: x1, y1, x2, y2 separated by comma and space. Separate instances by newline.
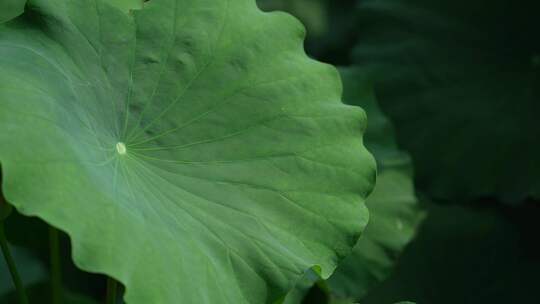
106, 277, 118, 304
49, 226, 63, 304
0, 221, 29, 304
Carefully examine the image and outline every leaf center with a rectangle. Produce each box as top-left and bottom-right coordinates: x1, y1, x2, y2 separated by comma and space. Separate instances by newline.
116, 142, 127, 155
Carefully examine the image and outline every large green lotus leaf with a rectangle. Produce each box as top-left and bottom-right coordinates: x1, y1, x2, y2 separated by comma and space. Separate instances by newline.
107, 0, 144, 12
0, 0, 140, 24
0, 0, 375, 303
354, 0, 540, 202
280, 69, 422, 304
0, 0, 26, 23
326, 68, 423, 301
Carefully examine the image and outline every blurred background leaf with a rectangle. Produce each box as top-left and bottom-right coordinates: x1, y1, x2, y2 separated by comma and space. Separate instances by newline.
362, 200, 540, 304
353, 0, 540, 203
0, 0, 26, 24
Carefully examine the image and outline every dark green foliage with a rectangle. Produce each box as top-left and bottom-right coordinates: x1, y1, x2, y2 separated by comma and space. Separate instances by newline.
354, 0, 540, 202
363, 201, 540, 304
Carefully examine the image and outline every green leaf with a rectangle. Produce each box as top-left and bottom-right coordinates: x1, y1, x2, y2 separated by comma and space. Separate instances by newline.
0, 0, 26, 24
326, 69, 423, 301
0, 0, 376, 303
354, 0, 540, 202
280, 69, 422, 304
108, 0, 144, 12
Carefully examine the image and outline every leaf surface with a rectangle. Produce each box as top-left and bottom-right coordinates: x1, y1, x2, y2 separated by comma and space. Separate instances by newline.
108, 0, 144, 12
280, 68, 422, 304
0, 0, 26, 23
326, 68, 423, 301
0, 0, 375, 303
